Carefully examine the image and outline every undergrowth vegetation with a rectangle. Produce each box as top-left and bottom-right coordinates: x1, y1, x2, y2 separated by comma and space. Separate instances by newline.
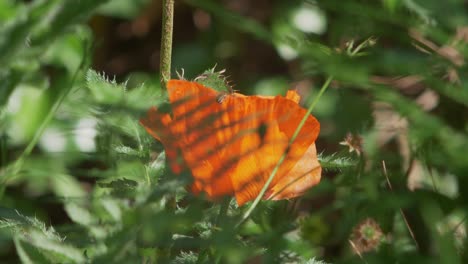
1, 0, 468, 263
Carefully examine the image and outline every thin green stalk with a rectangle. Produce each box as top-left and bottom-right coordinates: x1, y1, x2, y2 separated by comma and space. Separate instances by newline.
160, 0, 174, 90
0, 77, 78, 191
0, 44, 89, 196
237, 76, 333, 227
159, 1, 176, 236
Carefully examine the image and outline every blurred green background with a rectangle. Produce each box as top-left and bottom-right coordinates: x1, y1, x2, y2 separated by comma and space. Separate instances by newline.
1, 0, 468, 263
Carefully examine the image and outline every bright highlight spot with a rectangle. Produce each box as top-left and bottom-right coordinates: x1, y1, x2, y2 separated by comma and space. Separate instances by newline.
39, 128, 67, 152
6, 88, 23, 114
293, 6, 326, 34
277, 44, 298, 60
74, 118, 98, 152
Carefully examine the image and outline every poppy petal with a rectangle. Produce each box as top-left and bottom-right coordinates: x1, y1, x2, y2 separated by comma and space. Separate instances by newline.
140, 80, 321, 205
267, 143, 321, 200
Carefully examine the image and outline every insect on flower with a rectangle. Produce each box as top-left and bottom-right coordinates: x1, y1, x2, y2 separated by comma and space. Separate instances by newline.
140, 80, 321, 206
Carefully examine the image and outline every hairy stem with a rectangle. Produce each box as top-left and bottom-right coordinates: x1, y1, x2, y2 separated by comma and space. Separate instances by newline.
160, 0, 174, 90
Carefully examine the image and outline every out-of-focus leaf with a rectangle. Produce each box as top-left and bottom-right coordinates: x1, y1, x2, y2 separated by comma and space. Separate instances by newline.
184, 0, 272, 43
1, 209, 85, 263
20, 229, 85, 263
14, 237, 50, 264
253, 77, 288, 96
0, 0, 109, 67
86, 70, 126, 104
98, 178, 138, 189
0, 0, 21, 22
0, 69, 23, 107
43, 27, 92, 73
7, 84, 50, 143
65, 203, 95, 226
98, 0, 150, 19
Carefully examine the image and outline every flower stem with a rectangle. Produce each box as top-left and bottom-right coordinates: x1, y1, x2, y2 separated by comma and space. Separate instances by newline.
160, 0, 174, 90
237, 76, 333, 227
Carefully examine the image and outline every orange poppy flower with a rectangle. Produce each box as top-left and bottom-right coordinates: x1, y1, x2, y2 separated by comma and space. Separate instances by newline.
140, 80, 321, 206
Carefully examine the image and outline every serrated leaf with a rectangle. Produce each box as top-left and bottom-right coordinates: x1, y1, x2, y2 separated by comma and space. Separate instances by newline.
194, 67, 232, 93
98, 178, 138, 189
14, 237, 50, 264
318, 153, 357, 170
171, 251, 198, 264
2, 209, 84, 263
303, 258, 330, 264
114, 145, 142, 157
21, 229, 86, 263
125, 83, 163, 110
86, 69, 125, 104
0, 209, 64, 242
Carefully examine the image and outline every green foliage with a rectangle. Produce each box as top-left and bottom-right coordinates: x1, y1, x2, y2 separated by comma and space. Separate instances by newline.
1, 0, 468, 263
193, 67, 233, 93
1, 208, 85, 263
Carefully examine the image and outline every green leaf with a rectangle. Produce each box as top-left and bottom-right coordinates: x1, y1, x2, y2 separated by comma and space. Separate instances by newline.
114, 145, 144, 157
0, 0, 109, 67
98, 178, 139, 189
14, 237, 50, 264
318, 153, 357, 170
21, 229, 86, 263
0, 69, 23, 107
65, 203, 95, 226
86, 69, 126, 104
1, 209, 85, 263
194, 67, 233, 93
